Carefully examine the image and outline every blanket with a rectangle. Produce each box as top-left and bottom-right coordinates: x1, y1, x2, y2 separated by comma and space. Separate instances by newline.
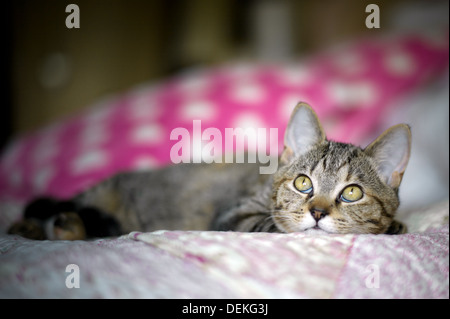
0, 200, 447, 299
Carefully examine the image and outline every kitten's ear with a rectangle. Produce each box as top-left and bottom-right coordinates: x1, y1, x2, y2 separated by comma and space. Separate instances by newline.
281, 102, 326, 164
365, 124, 412, 189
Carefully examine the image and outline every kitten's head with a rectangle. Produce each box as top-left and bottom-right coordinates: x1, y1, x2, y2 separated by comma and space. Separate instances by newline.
272, 102, 411, 234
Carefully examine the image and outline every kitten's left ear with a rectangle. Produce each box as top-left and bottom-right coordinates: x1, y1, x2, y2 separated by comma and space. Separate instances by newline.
365, 124, 412, 189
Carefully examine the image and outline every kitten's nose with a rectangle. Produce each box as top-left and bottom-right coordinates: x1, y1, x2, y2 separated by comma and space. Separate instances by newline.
310, 208, 328, 221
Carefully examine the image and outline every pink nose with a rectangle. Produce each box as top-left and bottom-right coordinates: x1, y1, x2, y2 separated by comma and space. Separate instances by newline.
310, 208, 328, 221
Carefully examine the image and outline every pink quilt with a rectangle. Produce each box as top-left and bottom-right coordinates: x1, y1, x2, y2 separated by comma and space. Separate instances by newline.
0, 201, 447, 298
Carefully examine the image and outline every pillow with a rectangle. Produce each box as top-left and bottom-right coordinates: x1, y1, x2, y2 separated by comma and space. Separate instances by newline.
0, 32, 448, 202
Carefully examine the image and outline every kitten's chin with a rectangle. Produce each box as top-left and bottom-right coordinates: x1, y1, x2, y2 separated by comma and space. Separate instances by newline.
301, 228, 330, 236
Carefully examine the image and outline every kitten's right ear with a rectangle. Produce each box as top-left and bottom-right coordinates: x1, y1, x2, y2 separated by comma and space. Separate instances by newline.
281, 102, 326, 164
365, 124, 412, 189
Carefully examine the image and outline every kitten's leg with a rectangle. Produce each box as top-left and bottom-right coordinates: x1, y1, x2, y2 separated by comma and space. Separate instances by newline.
11, 197, 122, 240
23, 197, 74, 220
73, 179, 141, 233
77, 207, 122, 238
52, 212, 86, 240
385, 220, 407, 234
8, 197, 68, 240
8, 219, 46, 240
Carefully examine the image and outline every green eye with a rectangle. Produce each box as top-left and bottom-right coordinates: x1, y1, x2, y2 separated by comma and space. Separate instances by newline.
294, 175, 313, 194
340, 185, 363, 203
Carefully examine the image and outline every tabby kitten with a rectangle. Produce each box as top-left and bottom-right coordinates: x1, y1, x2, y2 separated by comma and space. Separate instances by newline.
11, 102, 411, 239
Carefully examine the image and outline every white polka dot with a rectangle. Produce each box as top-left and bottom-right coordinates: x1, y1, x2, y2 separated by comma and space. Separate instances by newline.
131, 124, 164, 144
33, 166, 54, 191
327, 81, 377, 109
384, 50, 415, 76
225, 63, 258, 79
128, 92, 160, 121
133, 156, 159, 170
72, 151, 108, 175
233, 113, 265, 130
232, 114, 266, 152
278, 66, 312, 86
180, 100, 216, 121
230, 81, 265, 104
80, 125, 109, 148
334, 51, 366, 75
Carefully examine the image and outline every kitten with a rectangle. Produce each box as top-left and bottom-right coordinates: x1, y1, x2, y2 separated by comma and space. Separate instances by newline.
9, 102, 411, 239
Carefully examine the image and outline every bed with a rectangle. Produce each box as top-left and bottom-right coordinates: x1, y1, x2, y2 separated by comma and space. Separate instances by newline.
0, 31, 448, 299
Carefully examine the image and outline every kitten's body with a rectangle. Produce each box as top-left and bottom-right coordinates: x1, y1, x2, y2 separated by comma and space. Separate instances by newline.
75, 162, 274, 233
10, 103, 411, 239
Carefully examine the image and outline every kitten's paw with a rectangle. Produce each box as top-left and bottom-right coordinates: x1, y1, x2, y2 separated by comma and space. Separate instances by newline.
385, 220, 407, 234
53, 212, 87, 240
8, 219, 46, 240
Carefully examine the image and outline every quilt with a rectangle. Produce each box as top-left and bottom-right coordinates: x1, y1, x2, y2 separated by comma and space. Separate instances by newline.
0, 200, 447, 298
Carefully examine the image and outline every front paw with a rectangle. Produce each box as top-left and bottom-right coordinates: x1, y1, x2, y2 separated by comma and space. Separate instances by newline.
8, 219, 46, 240
53, 212, 87, 240
385, 220, 407, 234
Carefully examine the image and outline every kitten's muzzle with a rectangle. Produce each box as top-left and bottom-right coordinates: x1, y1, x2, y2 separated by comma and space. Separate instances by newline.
310, 207, 328, 221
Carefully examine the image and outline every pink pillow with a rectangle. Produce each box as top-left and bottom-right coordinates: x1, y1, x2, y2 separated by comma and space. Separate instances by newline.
0, 32, 448, 201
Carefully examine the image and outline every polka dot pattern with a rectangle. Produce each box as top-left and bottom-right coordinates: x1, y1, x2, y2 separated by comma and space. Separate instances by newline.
0, 32, 448, 201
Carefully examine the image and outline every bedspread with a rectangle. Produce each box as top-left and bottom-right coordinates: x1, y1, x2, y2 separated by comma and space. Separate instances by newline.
0, 201, 447, 299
